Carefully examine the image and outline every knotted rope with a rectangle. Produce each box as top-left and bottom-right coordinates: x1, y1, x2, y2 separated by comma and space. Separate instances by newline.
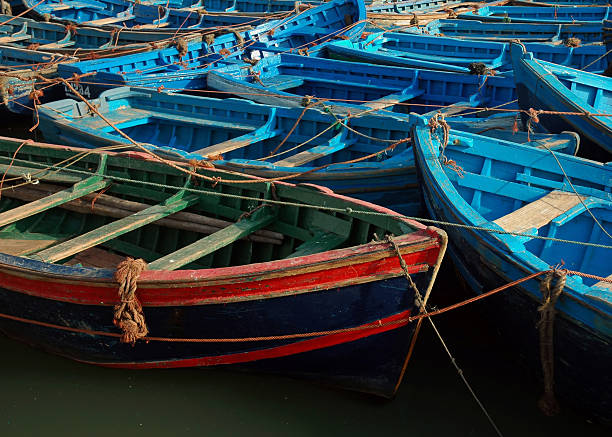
526, 108, 542, 142
113, 257, 148, 346
562, 37, 581, 48
429, 113, 463, 177
537, 269, 566, 416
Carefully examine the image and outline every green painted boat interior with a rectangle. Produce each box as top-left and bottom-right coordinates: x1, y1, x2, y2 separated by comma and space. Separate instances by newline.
0, 139, 418, 270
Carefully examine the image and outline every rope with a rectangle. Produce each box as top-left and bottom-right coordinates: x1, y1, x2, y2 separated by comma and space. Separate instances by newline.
2, 153, 611, 251
537, 269, 566, 416
386, 235, 504, 437
113, 257, 148, 345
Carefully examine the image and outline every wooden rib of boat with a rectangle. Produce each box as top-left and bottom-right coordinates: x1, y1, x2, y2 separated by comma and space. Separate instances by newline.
420, 19, 603, 43
412, 115, 611, 424
510, 42, 612, 157
0, 135, 447, 397
326, 32, 608, 74
458, 5, 612, 24
36, 87, 423, 215
206, 53, 517, 115
0, 46, 77, 114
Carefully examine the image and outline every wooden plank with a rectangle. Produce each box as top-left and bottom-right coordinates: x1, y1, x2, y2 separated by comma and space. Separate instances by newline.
1, 238, 63, 256
0, 176, 110, 227
364, 87, 425, 111
0, 33, 31, 44
0, 163, 84, 185
494, 191, 586, 234
148, 209, 276, 270
83, 15, 134, 26
274, 131, 356, 168
262, 75, 305, 91
285, 231, 348, 259
35, 192, 199, 263
192, 110, 279, 157
593, 274, 612, 291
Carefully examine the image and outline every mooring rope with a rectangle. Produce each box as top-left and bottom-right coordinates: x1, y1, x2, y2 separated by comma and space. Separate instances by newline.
113, 257, 149, 345
385, 235, 504, 437
537, 268, 566, 416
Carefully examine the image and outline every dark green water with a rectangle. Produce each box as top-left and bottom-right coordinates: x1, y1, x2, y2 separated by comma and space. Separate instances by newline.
0, 115, 608, 436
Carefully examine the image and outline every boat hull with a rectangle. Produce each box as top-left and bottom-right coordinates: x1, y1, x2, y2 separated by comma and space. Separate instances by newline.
0, 237, 439, 396
412, 133, 612, 423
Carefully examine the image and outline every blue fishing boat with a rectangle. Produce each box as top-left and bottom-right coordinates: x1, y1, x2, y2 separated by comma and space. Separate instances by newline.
57, 34, 246, 99
0, 135, 447, 397
458, 5, 612, 24
366, 0, 460, 14
0, 13, 203, 53
420, 19, 603, 43
36, 87, 423, 215
206, 53, 517, 115
412, 115, 611, 424
326, 32, 608, 74
21, 0, 195, 26
55, 0, 366, 98
0, 46, 77, 114
510, 42, 612, 157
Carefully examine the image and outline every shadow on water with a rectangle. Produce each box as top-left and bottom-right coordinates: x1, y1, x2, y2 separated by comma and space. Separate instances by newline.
0, 113, 609, 436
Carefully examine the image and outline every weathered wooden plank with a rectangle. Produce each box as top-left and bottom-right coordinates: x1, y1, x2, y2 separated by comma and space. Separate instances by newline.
286, 231, 348, 259
63, 247, 125, 269
148, 209, 276, 270
274, 131, 356, 168
192, 111, 279, 157
1, 238, 63, 256
593, 274, 612, 291
494, 190, 586, 233
364, 87, 425, 111
35, 192, 199, 263
0, 164, 83, 185
0, 176, 110, 227
83, 15, 134, 26
0, 33, 31, 44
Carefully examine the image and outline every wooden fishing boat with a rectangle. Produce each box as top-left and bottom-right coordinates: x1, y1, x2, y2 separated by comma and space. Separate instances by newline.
366, 0, 461, 14
0, 135, 447, 397
458, 5, 612, 24
510, 42, 612, 157
57, 33, 246, 99
206, 53, 517, 115
420, 19, 603, 43
0, 46, 77, 114
36, 87, 424, 215
412, 116, 611, 424
0, 13, 205, 54
510, 0, 612, 5
326, 32, 608, 74
55, 0, 367, 98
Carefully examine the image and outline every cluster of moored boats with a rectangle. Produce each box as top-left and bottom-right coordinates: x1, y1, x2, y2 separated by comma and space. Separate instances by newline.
0, 0, 610, 426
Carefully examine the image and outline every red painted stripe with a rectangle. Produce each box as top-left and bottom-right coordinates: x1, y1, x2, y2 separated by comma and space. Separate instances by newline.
78, 311, 412, 369
0, 245, 439, 306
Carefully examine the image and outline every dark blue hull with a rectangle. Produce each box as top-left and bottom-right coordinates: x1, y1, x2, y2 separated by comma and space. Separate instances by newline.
413, 149, 612, 423
0, 275, 425, 396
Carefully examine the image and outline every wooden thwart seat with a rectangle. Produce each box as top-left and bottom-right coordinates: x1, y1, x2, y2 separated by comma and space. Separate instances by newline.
494, 190, 586, 234
593, 274, 612, 291
0, 176, 110, 228
35, 191, 199, 263
148, 209, 276, 270
274, 130, 355, 168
